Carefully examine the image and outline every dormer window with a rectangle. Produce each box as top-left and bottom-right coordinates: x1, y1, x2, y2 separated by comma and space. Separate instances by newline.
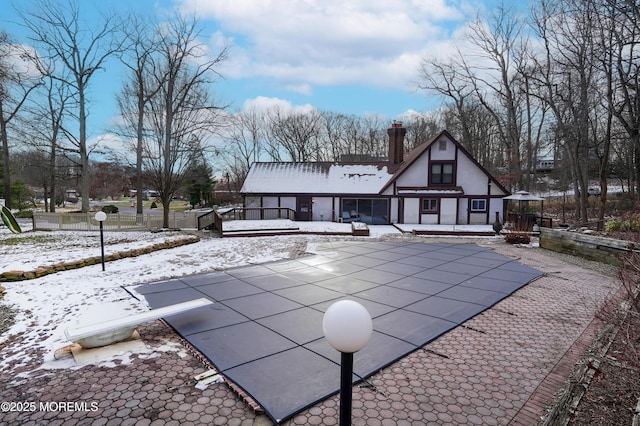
430, 162, 454, 185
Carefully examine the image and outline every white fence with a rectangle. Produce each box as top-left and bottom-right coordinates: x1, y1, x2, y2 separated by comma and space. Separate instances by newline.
33, 212, 200, 231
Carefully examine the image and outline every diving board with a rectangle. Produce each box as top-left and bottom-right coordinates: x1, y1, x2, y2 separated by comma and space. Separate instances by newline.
65, 298, 213, 348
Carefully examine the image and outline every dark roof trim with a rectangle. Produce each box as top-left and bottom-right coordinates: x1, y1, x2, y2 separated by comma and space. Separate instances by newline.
379, 130, 510, 195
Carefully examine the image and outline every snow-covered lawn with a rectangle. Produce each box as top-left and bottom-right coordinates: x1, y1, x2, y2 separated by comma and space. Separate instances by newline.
0, 221, 408, 376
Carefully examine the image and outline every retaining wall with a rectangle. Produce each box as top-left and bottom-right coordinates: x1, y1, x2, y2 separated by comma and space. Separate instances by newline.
540, 228, 636, 266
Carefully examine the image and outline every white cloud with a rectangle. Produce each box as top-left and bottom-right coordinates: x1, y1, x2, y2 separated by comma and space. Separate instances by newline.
177, 0, 467, 93
282, 82, 313, 96
241, 96, 317, 115
0, 42, 44, 81
89, 132, 134, 161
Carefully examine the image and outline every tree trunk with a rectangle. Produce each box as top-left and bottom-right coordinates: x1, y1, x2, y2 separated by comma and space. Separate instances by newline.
162, 197, 170, 229
0, 113, 10, 209
136, 96, 144, 216
49, 140, 56, 213
79, 86, 90, 213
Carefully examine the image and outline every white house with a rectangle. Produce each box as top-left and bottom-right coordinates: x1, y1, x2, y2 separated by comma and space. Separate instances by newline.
240, 123, 510, 225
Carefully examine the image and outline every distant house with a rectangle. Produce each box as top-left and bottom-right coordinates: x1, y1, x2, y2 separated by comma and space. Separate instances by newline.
535, 158, 555, 172
240, 123, 510, 225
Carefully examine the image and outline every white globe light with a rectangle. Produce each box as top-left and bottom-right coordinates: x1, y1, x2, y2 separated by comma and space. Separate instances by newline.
322, 300, 373, 353
94, 211, 107, 222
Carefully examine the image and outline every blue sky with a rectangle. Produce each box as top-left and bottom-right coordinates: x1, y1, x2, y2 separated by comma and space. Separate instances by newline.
1, 0, 501, 141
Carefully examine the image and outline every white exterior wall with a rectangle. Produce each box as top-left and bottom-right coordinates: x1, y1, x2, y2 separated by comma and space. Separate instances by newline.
429, 136, 455, 161
489, 198, 504, 222
312, 197, 333, 221
440, 198, 457, 224
457, 155, 489, 194
404, 198, 420, 223
380, 185, 395, 196
458, 198, 468, 224
490, 184, 506, 196
333, 198, 341, 221
389, 198, 398, 223
395, 153, 429, 187
469, 212, 488, 224
420, 213, 438, 224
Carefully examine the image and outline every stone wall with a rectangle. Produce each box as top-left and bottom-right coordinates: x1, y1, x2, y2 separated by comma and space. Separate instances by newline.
0, 235, 200, 282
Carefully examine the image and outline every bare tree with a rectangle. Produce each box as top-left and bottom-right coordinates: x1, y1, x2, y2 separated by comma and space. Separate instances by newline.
601, 0, 640, 202
531, 0, 603, 222
221, 106, 265, 185
419, 54, 523, 177
144, 15, 229, 228
0, 31, 42, 208
462, 5, 533, 190
20, 0, 123, 212
13, 149, 49, 205
402, 112, 442, 151
418, 5, 541, 188
117, 14, 165, 215
320, 111, 351, 161
19, 74, 72, 212
360, 114, 387, 159
589, 0, 623, 224
419, 56, 479, 153
339, 114, 367, 160
266, 107, 323, 162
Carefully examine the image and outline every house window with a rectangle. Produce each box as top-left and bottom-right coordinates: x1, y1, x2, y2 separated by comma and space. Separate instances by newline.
430, 162, 454, 185
438, 140, 447, 151
471, 199, 487, 212
421, 198, 438, 212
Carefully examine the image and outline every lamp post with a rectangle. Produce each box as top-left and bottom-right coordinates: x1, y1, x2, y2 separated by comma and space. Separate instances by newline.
322, 300, 373, 426
95, 211, 107, 271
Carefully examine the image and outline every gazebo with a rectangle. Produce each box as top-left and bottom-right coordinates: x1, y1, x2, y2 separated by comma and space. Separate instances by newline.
503, 190, 547, 230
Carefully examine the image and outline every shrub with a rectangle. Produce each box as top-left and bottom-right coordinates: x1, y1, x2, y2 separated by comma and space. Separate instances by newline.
595, 252, 640, 371
101, 205, 119, 214
605, 218, 622, 232
503, 221, 532, 244
504, 232, 531, 244
606, 213, 640, 233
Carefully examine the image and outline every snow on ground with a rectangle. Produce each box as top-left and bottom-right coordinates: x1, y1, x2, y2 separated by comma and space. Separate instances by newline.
0, 219, 499, 377
226, 219, 497, 236
0, 220, 408, 376
0, 228, 190, 273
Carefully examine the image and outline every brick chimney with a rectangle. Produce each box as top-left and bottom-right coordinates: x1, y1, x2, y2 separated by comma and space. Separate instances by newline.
387, 121, 406, 165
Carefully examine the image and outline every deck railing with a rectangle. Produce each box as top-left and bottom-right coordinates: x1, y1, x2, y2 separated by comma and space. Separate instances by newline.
218, 207, 296, 221
197, 209, 219, 230
196, 207, 297, 232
